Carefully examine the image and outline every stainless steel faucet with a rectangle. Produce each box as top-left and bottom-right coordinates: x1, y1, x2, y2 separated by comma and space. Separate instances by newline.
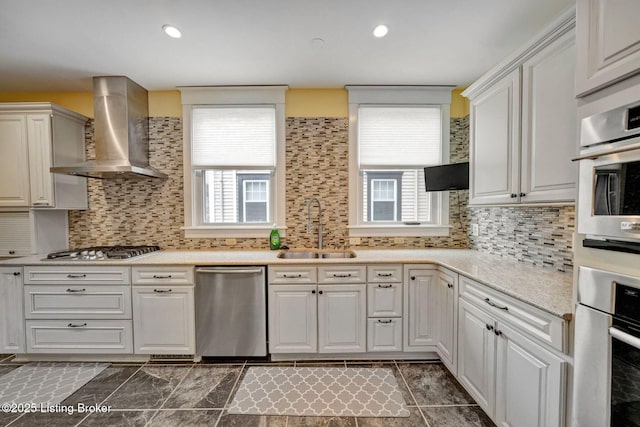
306, 197, 324, 249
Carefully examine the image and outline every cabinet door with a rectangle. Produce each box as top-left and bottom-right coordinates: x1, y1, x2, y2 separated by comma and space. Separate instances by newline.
367, 282, 402, 317
0, 268, 25, 353
367, 318, 402, 352
436, 269, 458, 376
133, 286, 195, 354
575, 0, 640, 96
0, 115, 30, 207
495, 322, 566, 427
268, 284, 317, 353
404, 269, 438, 351
26, 114, 54, 207
469, 69, 521, 205
457, 298, 496, 419
521, 29, 577, 203
318, 284, 366, 353
0, 212, 31, 257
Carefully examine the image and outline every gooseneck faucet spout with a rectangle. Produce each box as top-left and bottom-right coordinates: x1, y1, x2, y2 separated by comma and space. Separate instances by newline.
306, 197, 324, 250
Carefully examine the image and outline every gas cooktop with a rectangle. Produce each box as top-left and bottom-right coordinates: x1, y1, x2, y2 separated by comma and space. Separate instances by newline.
46, 245, 161, 261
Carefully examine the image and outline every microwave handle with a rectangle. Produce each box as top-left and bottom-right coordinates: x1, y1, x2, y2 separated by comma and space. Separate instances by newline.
609, 326, 640, 350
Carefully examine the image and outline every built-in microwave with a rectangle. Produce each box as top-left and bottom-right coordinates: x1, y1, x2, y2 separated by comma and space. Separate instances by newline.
577, 100, 640, 243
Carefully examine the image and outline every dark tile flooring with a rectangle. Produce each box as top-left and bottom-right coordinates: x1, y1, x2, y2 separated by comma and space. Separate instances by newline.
0, 354, 494, 427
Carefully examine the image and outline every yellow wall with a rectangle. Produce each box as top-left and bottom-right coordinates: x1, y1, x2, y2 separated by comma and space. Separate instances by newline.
0, 88, 469, 119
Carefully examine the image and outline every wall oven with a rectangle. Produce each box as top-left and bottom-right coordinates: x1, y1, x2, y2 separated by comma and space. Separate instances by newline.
577, 99, 640, 244
573, 266, 640, 427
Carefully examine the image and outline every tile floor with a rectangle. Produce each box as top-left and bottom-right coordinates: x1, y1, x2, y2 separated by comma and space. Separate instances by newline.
0, 354, 494, 427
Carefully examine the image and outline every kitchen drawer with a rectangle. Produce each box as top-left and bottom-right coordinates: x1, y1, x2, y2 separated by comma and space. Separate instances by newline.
25, 319, 133, 353
268, 266, 317, 284
459, 276, 567, 353
367, 264, 402, 283
132, 266, 194, 285
318, 265, 366, 283
24, 266, 130, 285
367, 283, 402, 317
24, 285, 131, 319
367, 318, 402, 352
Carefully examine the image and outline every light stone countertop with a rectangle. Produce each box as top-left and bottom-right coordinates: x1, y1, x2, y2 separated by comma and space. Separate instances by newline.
1, 248, 574, 320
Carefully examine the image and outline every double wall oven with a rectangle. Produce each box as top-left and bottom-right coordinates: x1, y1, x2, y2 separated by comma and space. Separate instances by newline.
573, 82, 640, 426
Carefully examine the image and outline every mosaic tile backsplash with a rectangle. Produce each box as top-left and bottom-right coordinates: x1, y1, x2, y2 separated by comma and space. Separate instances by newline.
68, 114, 575, 270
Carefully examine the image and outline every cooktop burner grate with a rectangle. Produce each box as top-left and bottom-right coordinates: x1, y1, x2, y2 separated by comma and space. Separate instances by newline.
46, 245, 161, 261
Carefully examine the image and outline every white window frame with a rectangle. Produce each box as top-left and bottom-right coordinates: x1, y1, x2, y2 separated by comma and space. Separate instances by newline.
180, 86, 287, 238
242, 179, 269, 223
370, 178, 398, 222
346, 85, 454, 237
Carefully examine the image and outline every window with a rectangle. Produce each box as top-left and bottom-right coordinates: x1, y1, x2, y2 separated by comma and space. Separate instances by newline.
180, 86, 287, 238
346, 86, 454, 237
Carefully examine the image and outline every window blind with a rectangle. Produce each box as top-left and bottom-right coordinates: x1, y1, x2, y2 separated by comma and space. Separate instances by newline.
192, 107, 276, 167
358, 106, 441, 167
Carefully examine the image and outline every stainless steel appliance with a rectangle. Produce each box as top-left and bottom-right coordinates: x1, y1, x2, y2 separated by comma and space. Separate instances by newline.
46, 245, 160, 261
573, 266, 640, 427
50, 76, 167, 179
195, 266, 267, 357
577, 99, 640, 242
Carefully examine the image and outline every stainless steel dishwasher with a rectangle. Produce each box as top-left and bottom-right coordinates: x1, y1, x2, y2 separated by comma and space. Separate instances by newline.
195, 266, 267, 357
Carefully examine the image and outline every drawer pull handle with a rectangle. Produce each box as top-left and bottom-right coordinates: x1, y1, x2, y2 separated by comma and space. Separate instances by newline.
484, 298, 508, 311
378, 284, 393, 288
378, 319, 393, 324
283, 274, 302, 278
66, 288, 86, 293
154, 289, 173, 293
153, 275, 172, 279
68, 323, 87, 328
67, 274, 87, 279
333, 273, 352, 278
377, 273, 393, 277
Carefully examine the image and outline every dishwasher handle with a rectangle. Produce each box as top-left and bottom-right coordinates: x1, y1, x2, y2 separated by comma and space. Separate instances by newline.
196, 267, 264, 275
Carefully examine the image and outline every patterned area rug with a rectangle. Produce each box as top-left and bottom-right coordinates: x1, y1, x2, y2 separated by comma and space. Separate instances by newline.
0, 362, 108, 405
228, 366, 410, 417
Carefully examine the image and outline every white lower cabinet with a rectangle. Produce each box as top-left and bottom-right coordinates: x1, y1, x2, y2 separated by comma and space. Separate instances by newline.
457, 298, 566, 427
268, 284, 318, 353
435, 268, 458, 375
25, 320, 132, 353
131, 266, 195, 355
318, 284, 366, 353
132, 286, 195, 354
367, 318, 402, 352
404, 267, 438, 351
0, 267, 25, 353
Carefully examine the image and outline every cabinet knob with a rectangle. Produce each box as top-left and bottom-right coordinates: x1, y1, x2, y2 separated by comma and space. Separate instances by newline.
411, 276, 416, 281
485, 324, 494, 331
13, 271, 20, 276
510, 194, 517, 198
519, 192, 526, 197
311, 290, 316, 294
8, 250, 15, 255
447, 283, 453, 289
318, 290, 324, 295
494, 329, 502, 337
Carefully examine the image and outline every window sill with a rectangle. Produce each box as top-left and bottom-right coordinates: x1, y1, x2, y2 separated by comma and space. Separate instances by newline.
348, 224, 451, 237
183, 225, 287, 239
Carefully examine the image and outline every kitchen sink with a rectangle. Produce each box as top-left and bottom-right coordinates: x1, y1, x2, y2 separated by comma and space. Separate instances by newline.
276, 250, 319, 259
320, 251, 357, 259
276, 250, 356, 259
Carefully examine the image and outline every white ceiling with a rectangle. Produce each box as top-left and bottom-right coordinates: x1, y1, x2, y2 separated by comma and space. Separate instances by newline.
0, 0, 574, 92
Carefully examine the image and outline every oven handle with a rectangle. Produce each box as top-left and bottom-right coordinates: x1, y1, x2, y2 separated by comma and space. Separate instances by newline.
609, 326, 640, 350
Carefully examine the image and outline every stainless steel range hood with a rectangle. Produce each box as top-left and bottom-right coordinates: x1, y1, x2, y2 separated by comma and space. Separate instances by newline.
51, 76, 167, 179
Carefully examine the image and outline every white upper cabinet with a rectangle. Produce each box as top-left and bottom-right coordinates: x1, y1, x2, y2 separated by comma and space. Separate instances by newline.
575, 0, 640, 96
464, 7, 577, 205
0, 103, 88, 209
469, 69, 521, 205
521, 29, 577, 203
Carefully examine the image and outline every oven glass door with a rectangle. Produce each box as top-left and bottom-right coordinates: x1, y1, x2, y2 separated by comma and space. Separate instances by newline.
610, 319, 640, 426
594, 160, 640, 216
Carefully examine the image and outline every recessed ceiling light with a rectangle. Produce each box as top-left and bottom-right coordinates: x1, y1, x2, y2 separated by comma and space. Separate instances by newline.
162, 24, 182, 39
373, 24, 388, 38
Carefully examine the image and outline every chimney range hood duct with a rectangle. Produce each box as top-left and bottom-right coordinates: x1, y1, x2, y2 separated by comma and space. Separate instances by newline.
50, 76, 167, 179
